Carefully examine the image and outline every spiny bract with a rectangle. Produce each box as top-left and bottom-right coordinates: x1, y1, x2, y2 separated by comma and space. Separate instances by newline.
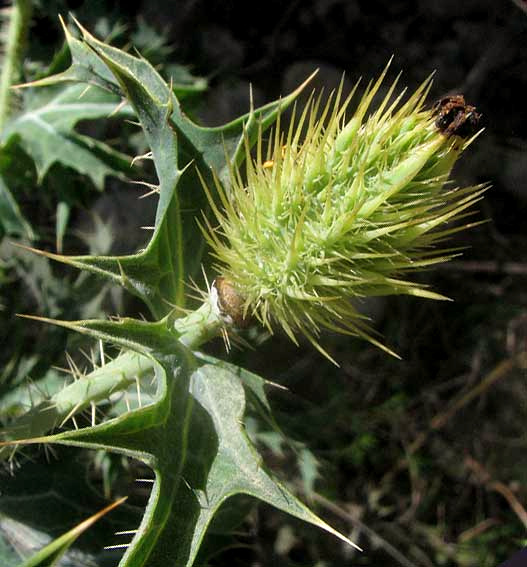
200, 65, 486, 362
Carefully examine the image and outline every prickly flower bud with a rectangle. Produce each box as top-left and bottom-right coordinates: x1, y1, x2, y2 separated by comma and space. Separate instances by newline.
200, 66, 485, 361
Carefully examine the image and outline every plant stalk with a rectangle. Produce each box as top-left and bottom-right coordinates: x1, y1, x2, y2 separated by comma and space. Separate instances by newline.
0, 299, 224, 456
0, 0, 32, 132
173, 298, 223, 348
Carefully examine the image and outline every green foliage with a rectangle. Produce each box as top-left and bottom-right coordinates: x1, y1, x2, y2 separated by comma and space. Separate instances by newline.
0, 18, 355, 567
27, 17, 313, 317
1, 10, 506, 567
2, 83, 131, 187
0, 26, 134, 242
0, 174, 33, 240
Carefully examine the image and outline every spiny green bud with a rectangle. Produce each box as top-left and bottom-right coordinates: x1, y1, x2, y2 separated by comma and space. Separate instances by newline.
200, 65, 486, 362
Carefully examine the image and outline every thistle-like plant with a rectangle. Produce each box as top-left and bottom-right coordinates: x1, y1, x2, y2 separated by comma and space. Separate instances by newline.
202, 68, 484, 361
0, 18, 486, 567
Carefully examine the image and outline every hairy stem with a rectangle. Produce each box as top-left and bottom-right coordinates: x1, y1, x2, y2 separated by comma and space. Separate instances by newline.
172, 298, 223, 348
0, 299, 224, 457
0, 0, 32, 132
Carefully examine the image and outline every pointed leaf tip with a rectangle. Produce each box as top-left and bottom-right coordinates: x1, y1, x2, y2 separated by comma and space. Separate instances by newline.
19, 496, 127, 567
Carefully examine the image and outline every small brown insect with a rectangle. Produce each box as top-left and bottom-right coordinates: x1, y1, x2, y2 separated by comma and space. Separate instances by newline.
433, 94, 481, 138
214, 276, 250, 328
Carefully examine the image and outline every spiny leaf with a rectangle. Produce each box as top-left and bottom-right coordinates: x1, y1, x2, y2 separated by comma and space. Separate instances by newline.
17, 313, 179, 355
2, 352, 359, 567
61, 17, 315, 179
0, 301, 224, 452
2, 311, 358, 563
1, 83, 132, 187
27, 18, 314, 315
27, 16, 207, 102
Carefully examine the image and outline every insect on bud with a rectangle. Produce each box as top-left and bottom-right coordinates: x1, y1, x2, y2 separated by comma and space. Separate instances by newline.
433, 95, 482, 138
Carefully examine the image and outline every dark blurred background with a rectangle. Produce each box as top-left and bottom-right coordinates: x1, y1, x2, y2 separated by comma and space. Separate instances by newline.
17, 1, 527, 566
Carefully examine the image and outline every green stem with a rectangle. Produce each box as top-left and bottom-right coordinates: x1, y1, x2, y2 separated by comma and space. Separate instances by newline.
173, 299, 223, 348
0, 299, 224, 456
4, 351, 151, 445
0, 0, 32, 133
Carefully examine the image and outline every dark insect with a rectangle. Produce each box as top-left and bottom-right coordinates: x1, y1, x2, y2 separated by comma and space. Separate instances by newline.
433, 95, 481, 138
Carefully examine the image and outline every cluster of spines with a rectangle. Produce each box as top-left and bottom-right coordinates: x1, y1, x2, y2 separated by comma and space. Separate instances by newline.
200, 66, 485, 361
